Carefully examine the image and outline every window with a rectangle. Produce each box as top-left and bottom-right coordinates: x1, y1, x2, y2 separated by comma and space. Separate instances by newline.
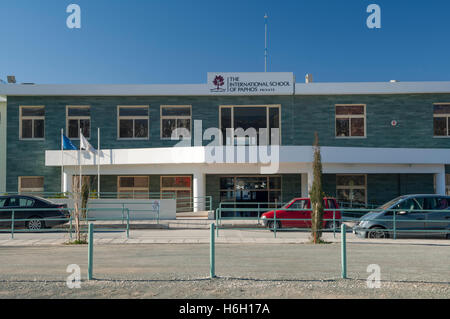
336, 174, 366, 205
219, 105, 281, 145
335, 105, 366, 137
446, 174, 450, 195
290, 199, 309, 209
117, 176, 149, 198
18, 177, 44, 193
395, 198, 422, 211
433, 104, 450, 137
160, 176, 192, 212
117, 106, 149, 139
20, 106, 45, 139
6, 197, 35, 207
67, 106, 90, 139
160, 106, 192, 139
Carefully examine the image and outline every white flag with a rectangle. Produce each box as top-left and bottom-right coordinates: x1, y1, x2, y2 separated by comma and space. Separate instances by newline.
80, 133, 96, 153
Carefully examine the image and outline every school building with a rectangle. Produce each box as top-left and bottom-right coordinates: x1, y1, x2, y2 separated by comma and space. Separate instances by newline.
1, 72, 450, 213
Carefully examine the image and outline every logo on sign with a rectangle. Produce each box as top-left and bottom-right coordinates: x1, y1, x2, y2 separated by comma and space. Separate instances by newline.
211, 75, 226, 92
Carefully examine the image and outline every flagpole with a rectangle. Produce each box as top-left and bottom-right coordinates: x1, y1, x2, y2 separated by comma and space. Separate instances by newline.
97, 127, 100, 197
61, 128, 64, 194
79, 128, 82, 192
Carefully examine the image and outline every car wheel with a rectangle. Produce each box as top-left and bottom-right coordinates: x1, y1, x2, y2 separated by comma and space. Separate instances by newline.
326, 221, 340, 229
26, 216, 45, 231
367, 227, 389, 239
267, 221, 282, 231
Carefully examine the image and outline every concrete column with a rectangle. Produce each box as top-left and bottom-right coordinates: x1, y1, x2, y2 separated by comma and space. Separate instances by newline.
301, 173, 309, 197
301, 168, 314, 198
64, 173, 73, 193
435, 168, 446, 195
193, 171, 205, 212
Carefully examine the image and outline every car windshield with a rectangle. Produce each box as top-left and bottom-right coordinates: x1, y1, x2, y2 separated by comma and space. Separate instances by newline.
282, 199, 296, 208
376, 196, 408, 210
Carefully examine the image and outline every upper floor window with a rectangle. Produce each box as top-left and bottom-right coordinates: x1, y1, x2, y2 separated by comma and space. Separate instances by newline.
67, 106, 90, 139
219, 105, 280, 145
335, 104, 366, 138
160, 106, 192, 139
20, 106, 45, 140
433, 103, 450, 137
117, 106, 149, 139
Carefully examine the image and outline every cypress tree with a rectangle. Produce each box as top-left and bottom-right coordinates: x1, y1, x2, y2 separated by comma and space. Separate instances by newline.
310, 132, 325, 244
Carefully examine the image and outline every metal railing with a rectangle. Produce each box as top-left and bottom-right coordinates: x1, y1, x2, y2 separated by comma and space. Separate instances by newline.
0, 207, 133, 239
215, 205, 450, 240
1, 191, 177, 200
86, 200, 161, 224
175, 196, 213, 213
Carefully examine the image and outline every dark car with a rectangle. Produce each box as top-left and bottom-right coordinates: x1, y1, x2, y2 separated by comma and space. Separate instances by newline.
353, 194, 450, 239
0, 195, 69, 230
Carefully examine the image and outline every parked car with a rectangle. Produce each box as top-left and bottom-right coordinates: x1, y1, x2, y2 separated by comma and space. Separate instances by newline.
0, 195, 69, 230
260, 197, 342, 230
353, 194, 450, 239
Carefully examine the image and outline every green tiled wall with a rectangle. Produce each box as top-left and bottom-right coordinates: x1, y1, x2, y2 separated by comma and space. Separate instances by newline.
6, 94, 450, 192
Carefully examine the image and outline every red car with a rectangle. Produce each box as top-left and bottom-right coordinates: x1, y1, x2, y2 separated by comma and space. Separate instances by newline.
260, 197, 341, 230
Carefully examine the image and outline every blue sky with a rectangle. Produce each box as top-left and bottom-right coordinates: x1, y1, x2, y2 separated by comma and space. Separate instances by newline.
0, 0, 449, 84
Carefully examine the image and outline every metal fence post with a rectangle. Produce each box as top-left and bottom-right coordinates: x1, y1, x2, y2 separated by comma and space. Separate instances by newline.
69, 214, 73, 240
257, 203, 260, 225
215, 208, 219, 237
333, 210, 336, 239
126, 209, 130, 239
157, 203, 160, 225
11, 210, 14, 240
274, 209, 277, 238
393, 211, 397, 240
210, 223, 216, 278
341, 224, 347, 279
88, 223, 94, 280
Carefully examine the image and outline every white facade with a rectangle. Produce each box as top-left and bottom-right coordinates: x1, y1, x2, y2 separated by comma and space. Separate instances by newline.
0, 96, 6, 193
46, 145, 449, 200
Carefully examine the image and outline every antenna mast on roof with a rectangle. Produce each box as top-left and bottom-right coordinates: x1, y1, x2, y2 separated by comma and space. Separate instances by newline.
264, 13, 268, 72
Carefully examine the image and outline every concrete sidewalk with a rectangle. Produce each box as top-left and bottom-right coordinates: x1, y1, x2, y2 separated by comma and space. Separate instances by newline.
0, 227, 449, 246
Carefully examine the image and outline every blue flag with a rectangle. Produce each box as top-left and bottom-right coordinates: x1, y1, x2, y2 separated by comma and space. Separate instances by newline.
63, 135, 77, 150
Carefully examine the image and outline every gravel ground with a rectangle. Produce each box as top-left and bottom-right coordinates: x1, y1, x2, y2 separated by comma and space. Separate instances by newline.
1, 278, 449, 299
0, 243, 449, 298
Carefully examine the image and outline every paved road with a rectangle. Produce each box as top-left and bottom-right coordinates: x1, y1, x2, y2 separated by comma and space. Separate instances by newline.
1, 227, 449, 246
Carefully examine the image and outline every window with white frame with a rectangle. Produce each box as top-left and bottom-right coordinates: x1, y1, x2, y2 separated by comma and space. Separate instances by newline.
18, 176, 44, 193
433, 103, 450, 137
335, 105, 366, 137
117, 106, 149, 139
219, 105, 280, 145
20, 106, 45, 139
336, 174, 367, 205
160, 106, 192, 139
117, 176, 149, 198
67, 106, 90, 139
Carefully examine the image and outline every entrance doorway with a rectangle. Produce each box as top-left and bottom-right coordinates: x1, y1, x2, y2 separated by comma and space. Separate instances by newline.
220, 176, 282, 217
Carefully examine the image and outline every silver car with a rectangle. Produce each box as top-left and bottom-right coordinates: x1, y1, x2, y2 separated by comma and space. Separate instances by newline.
353, 194, 450, 239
